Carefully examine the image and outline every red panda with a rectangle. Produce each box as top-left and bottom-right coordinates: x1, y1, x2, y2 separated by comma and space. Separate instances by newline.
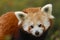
0, 12, 22, 40
15, 4, 54, 40
0, 4, 54, 40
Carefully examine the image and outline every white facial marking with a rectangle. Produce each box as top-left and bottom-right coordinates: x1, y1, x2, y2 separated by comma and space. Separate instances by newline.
22, 16, 50, 36
22, 20, 29, 32
43, 19, 50, 30
22, 18, 44, 36
22, 19, 33, 32
30, 26, 43, 37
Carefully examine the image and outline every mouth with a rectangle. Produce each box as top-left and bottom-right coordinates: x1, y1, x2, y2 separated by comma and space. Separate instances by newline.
35, 35, 40, 37
33, 33, 43, 37
32, 32, 43, 37
31, 33, 41, 37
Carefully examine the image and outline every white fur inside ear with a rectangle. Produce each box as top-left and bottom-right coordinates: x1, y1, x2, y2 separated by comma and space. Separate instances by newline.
15, 11, 27, 25
15, 11, 27, 20
41, 4, 54, 19
41, 4, 52, 13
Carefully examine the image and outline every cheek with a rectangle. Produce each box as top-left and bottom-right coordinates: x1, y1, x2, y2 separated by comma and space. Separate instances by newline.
30, 27, 44, 35
38, 27, 44, 33
22, 23, 30, 32
30, 29, 36, 35
39, 29, 44, 34
43, 20, 50, 30
23, 26, 31, 33
23, 26, 29, 32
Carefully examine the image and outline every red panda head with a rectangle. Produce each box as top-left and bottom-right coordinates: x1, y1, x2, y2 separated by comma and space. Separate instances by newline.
15, 4, 54, 37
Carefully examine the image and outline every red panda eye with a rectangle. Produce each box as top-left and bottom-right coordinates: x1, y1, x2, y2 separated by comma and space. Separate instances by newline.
38, 24, 41, 27
30, 25, 33, 28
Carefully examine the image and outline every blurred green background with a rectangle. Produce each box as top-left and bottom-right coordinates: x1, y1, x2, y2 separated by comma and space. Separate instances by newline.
0, 0, 60, 40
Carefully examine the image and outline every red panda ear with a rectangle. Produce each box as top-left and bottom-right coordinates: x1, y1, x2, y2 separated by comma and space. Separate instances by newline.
41, 4, 54, 19
15, 11, 27, 25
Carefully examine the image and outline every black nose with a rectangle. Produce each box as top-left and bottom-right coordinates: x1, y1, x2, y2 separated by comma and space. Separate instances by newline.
35, 31, 39, 35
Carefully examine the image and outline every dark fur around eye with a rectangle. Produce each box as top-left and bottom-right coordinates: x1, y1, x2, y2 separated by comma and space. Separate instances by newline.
30, 25, 34, 28
38, 24, 41, 27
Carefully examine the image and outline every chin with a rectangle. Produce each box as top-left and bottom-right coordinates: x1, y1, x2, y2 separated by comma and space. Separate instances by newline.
16, 28, 50, 40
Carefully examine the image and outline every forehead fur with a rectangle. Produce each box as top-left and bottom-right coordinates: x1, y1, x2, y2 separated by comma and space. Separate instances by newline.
23, 7, 41, 13
21, 7, 54, 33
23, 7, 48, 16
23, 7, 49, 25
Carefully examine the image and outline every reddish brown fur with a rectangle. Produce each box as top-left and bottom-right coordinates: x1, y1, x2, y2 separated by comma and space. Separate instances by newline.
0, 7, 53, 40
0, 12, 19, 40
23, 7, 41, 13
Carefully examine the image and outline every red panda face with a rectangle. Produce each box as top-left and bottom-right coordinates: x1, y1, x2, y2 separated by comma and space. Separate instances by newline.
22, 12, 50, 37
15, 4, 54, 37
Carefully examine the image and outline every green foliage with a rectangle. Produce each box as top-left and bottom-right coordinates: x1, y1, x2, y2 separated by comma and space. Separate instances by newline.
0, 0, 60, 40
